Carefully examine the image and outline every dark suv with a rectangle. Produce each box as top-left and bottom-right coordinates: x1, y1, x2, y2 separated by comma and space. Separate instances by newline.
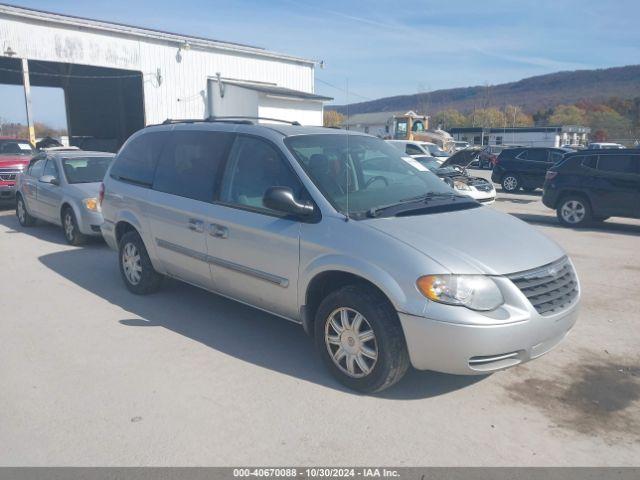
542, 150, 640, 227
491, 147, 568, 192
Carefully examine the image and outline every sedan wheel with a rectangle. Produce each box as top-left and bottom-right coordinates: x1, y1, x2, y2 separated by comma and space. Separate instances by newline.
16, 195, 35, 226
324, 307, 378, 378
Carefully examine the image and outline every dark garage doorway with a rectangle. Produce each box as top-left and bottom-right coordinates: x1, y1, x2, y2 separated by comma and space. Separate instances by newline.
0, 57, 145, 152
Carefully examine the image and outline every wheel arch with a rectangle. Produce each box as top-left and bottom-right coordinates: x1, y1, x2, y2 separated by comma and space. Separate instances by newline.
555, 189, 592, 210
300, 260, 407, 337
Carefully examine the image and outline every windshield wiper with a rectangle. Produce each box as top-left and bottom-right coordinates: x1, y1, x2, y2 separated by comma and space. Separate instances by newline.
367, 192, 463, 218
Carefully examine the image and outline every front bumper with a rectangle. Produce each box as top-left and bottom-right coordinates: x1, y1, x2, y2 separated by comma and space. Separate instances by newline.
0, 183, 16, 201
76, 208, 105, 237
458, 187, 496, 204
398, 302, 579, 375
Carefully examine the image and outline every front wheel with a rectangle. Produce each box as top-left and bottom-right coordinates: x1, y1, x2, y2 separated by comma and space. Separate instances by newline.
62, 208, 87, 245
118, 230, 163, 295
501, 174, 520, 192
16, 195, 35, 227
314, 285, 409, 393
557, 196, 592, 227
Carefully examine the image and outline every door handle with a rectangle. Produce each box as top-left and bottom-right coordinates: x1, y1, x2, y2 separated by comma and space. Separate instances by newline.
188, 218, 204, 233
209, 223, 228, 239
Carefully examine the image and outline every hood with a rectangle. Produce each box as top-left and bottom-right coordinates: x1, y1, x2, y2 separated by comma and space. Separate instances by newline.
364, 206, 564, 275
0, 155, 30, 169
439, 148, 482, 168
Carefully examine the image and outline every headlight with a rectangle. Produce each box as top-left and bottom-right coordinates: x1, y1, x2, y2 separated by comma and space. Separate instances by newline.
416, 274, 504, 311
453, 181, 471, 191
83, 197, 101, 212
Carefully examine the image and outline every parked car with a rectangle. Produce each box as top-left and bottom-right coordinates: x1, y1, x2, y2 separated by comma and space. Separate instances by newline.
386, 139, 449, 162
15, 150, 115, 244
100, 119, 580, 393
0, 137, 35, 202
491, 147, 569, 192
542, 149, 640, 227
452, 141, 470, 151
587, 142, 625, 150
413, 150, 496, 203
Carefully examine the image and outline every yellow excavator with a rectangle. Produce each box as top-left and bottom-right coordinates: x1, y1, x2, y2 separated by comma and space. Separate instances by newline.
392, 112, 455, 152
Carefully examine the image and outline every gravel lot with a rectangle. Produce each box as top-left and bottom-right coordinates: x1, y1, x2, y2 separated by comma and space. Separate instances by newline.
1, 171, 639, 466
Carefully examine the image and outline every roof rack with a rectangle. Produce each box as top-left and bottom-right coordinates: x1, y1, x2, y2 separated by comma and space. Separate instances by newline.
160, 116, 301, 126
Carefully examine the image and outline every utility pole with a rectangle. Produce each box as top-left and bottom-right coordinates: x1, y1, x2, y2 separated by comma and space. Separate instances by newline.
21, 58, 36, 145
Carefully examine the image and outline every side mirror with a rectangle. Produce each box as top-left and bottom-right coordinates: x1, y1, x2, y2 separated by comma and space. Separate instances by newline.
263, 186, 315, 218
39, 175, 59, 186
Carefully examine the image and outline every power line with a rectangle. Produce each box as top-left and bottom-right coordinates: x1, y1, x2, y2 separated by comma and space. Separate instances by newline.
315, 77, 373, 102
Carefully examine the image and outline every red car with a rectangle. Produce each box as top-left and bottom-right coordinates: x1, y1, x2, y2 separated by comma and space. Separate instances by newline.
0, 138, 35, 202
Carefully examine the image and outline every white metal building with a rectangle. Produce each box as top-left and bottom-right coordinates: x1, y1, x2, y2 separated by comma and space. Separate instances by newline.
449, 126, 591, 148
0, 4, 331, 150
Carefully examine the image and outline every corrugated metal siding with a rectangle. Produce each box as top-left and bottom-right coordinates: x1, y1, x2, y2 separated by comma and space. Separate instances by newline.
1, 16, 315, 124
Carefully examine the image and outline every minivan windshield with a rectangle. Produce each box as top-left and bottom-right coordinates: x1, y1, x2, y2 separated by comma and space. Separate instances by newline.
62, 156, 114, 184
285, 134, 473, 219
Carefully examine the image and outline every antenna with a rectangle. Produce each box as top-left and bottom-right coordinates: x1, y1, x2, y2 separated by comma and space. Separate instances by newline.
345, 77, 350, 221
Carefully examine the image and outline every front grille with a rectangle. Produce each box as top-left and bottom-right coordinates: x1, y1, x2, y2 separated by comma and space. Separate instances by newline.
508, 256, 578, 315
0, 173, 16, 181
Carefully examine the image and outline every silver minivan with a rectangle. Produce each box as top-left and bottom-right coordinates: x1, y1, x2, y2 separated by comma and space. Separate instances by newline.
100, 119, 580, 392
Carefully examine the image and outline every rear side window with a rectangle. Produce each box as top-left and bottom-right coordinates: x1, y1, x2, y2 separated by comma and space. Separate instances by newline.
519, 149, 549, 162
548, 151, 564, 164
405, 144, 423, 155
152, 131, 234, 202
580, 155, 597, 168
597, 155, 639, 174
110, 132, 166, 186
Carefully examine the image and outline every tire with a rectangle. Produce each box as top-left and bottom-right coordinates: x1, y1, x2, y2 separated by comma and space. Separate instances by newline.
62, 207, 87, 245
118, 230, 163, 295
557, 195, 592, 227
501, 174, 520, 192
314, 284, 409, 393
16, 194, 35, 227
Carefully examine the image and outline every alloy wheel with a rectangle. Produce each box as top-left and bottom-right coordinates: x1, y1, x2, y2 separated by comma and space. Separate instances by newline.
17, 199, 26, 223
560, 200, 586, 224
503, 176, 518, 191
122, 242, 142, 285
324, 307, 378, 378
64, 213, 75, 241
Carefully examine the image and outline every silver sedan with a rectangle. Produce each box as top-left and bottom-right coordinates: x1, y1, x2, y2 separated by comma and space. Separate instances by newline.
15, 150, 114, 245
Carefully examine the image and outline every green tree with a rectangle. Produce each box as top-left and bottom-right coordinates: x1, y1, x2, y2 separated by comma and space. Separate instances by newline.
472, 108, 506, 128
323, 110, 344, 128
548, 105, 587, 125
586, 107, 632, 142
504, 105, 534, 127
432, 109, 467, 129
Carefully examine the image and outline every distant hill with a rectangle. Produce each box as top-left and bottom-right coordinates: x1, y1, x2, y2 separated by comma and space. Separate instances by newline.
330, 65, 640, 115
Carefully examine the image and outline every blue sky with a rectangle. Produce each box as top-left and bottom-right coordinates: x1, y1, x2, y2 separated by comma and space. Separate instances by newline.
2, 0, 640, 128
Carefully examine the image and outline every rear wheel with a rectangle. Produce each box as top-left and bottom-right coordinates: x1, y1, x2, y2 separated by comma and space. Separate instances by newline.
501, 174, 520, 192
16, 194, 35, 227
557, 195, 592, 227
62, 207, 87, 245
118, 230, 163, 294
314, 284, 409, 393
